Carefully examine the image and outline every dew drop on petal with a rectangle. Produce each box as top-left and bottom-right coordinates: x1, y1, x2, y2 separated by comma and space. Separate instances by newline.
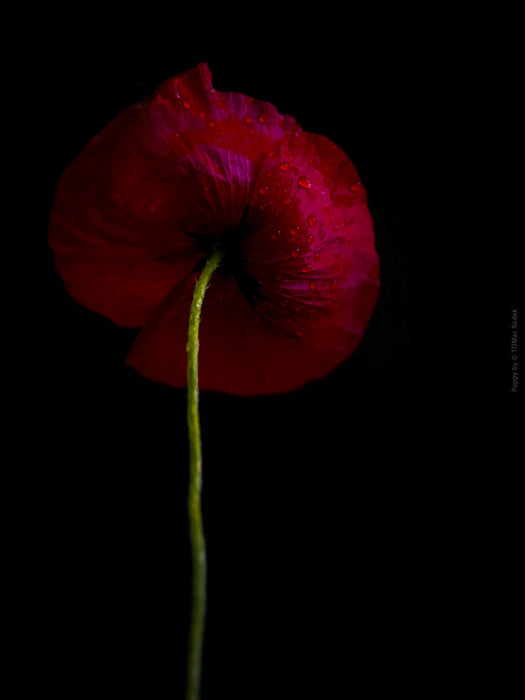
290, 228, 297, 236
298, 176, 312, 189
279, 162, 289, 171
208, 121, 215, 128
302, 263, 312, 272
306, 234, 314, 244
183, 100, 191, 109
244, 115, 254, 125
313, 250, 320, 261
323, 176, 332, 186
330, 278, 338, 289
309, 280, 317, 290
259, 187, 266, 195
258, 114, 266, 123
307, 215, 317, 227
343, 217, 352, 226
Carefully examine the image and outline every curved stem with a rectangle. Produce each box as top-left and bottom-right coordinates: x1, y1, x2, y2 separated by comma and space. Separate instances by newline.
186, 247, 223, 700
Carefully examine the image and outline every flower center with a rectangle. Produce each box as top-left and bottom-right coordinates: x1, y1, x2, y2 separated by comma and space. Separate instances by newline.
185, 207, 264, 306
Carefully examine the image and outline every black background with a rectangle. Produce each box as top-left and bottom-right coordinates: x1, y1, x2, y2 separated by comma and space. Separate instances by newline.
38, 18, 519, 699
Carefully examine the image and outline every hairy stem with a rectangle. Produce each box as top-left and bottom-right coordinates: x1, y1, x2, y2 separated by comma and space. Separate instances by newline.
185, 248, 223, 700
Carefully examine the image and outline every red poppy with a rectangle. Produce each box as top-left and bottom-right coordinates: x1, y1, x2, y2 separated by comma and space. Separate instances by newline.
49, 63, 380, 396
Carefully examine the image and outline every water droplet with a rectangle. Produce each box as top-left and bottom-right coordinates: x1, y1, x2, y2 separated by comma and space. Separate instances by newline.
267, 170, 273, 177
291, 248, 300, 257
313, 250, 320, 261
330, 190, 337, 200
323, 176, 332, 186
309, 280, 317, 290
259, 187, 266, 195
330, 278, 338, 289
350, 184, 361, 192
290, 228, 298, 236
279, 162, 289, 171
302, 263, 312, 272
183, 100, 191, 109
307, 215, 317, 227
306, 234, 314, 244
199, 111, 206, 119
298, 176, 312, 189
208, 121, 215, 128
244, 115, 253, 125
284, 197, 292, 205
343, 217, 352, 226
258, 114, 266, 123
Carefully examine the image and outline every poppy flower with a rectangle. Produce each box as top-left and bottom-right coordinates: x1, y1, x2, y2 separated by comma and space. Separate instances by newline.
49, 62, 380, 396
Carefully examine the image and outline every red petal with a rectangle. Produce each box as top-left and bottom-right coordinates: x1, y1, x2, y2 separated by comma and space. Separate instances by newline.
242, 131, 380, 349
50, 63, 379, 395
49, 63, 301, 327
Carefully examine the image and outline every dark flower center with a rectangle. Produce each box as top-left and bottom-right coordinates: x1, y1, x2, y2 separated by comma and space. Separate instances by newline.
185, 207, 264, 306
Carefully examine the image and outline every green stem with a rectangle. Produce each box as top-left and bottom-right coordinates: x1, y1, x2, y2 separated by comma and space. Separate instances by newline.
185, 247, 223, 700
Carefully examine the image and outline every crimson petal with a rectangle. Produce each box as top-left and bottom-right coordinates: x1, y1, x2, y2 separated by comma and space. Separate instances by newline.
49, 63, 379, 395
